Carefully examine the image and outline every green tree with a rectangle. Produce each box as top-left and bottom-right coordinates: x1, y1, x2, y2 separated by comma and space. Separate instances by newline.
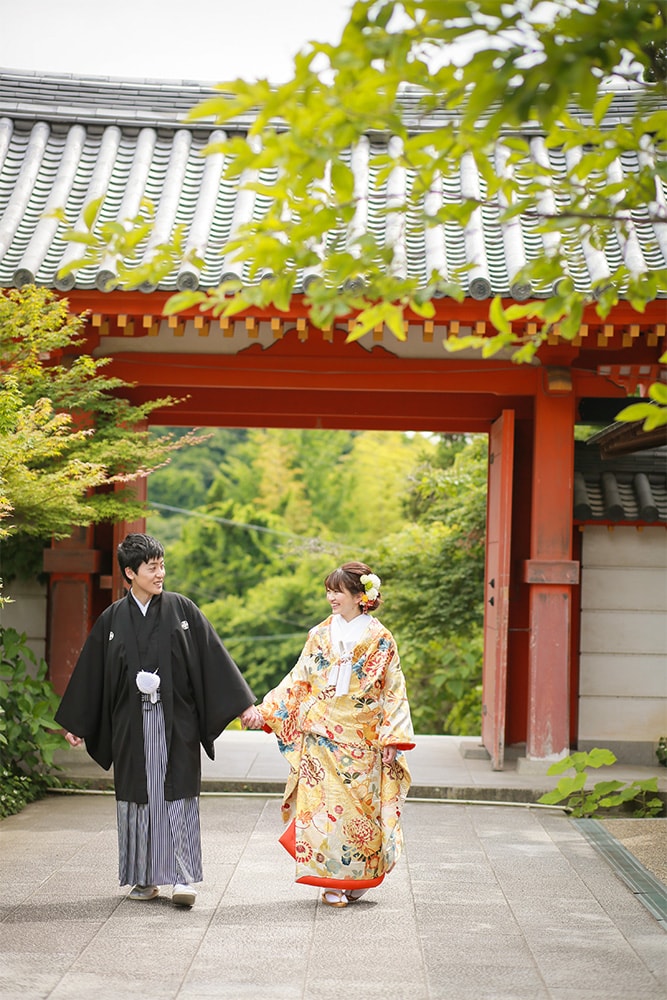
336, 431, 437, 544
378, 435, 487, 733
156, 426, 446, 708
202, 551, 335, 696
165, 499, 291, 605
148, 428, 248, 545
59, 1, 667, 425
149, 428, 248, 513
0, 286, 203, 555
161, 426, 487, 731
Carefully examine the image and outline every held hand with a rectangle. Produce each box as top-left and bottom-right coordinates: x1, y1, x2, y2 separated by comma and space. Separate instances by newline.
240, 706, 264, 730
381, 745, 397, 765
65, 732, 83, 748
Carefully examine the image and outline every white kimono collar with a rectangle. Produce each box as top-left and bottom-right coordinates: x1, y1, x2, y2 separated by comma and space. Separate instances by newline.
328, 614, 371, 696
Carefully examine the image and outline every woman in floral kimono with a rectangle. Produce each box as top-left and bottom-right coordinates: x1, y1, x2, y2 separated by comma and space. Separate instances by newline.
244, 562, 414, 908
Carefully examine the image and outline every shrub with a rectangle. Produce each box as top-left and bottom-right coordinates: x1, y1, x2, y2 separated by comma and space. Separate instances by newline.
0, 627, 62, 818
538, 748, 663, 818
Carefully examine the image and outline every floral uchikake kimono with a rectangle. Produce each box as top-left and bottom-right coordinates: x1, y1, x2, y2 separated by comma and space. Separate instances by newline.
259, 613, 415, 891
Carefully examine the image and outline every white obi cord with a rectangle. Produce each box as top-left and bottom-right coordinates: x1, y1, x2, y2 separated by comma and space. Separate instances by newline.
328, 614, 370, 696
136, 669, 161, 703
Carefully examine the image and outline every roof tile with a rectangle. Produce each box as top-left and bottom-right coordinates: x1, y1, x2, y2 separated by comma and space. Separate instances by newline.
0, 69, 666, 296
574, 443, 667, 523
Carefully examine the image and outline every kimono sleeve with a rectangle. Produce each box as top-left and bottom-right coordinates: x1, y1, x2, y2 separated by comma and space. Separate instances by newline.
258, 629, 316, 751
379, 644, 415, 751
53, 613, 113, 770
186, 601, 256, 755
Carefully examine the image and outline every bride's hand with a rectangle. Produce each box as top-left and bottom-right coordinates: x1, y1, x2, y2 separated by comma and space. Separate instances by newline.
240, 706, 264, 730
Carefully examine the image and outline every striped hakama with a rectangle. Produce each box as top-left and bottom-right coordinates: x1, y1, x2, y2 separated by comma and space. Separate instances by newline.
117, 693, 202, 887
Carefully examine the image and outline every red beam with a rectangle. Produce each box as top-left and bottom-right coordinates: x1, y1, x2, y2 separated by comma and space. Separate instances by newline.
60, 288, 667, 330
126, 386, 533, 430
99, 350, 546, 395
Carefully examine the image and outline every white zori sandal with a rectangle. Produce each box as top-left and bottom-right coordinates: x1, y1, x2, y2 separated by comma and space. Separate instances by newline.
321, 889, 348, 907
321, 888, 369, 907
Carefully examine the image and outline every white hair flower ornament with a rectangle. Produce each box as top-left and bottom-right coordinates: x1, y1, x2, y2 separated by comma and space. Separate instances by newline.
359, 573, 381, 607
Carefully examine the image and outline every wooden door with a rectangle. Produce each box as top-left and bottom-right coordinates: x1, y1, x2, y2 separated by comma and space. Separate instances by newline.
481, 410, 515, 770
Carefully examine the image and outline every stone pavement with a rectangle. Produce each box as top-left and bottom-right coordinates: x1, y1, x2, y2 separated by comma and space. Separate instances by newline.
1, 734, 665, 1000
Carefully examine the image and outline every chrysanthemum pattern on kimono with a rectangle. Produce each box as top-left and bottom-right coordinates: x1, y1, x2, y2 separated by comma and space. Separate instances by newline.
259, 614, 414, 889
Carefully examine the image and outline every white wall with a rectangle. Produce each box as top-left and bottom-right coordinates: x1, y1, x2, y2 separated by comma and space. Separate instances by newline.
0, 578, 48, 668
578, 526, 667, 765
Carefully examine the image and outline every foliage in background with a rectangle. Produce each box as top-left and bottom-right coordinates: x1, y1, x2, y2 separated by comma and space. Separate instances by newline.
0, 627, 63, 819
538, 748, 663, 818
378, 436, 487, 733
202, 552, 337, 696
152, 427, 486, 734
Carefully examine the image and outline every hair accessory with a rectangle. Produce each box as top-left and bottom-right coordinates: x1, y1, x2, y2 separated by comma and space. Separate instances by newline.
359, 573, 381, 608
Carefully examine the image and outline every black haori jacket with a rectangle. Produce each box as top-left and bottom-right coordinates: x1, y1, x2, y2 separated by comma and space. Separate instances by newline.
55, 591, 255, 803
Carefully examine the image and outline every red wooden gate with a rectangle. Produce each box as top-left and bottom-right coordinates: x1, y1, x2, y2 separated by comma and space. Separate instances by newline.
481, 410, 515, 770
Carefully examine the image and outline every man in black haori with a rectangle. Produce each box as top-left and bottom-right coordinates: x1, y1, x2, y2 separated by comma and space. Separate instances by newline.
55, 533, 257, 907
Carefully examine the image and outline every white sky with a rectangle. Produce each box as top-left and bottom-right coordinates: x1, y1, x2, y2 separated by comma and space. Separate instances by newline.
1, 0, 354, 83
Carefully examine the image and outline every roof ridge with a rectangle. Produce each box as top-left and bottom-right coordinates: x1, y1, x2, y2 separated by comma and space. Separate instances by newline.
0, 68, 660, 134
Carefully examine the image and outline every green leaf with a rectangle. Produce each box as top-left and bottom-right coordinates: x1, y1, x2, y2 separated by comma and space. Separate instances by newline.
330, 161, 355, 203
60, 231, 100, 247
538, 788, 569, 806
408, 298, 435, 319
559, 299, 584, 341
592, 92, 615, 127
489, 296, 512, 336
648, 382, 667, 405
163, 291, 209, 316
553, 773, 587, 796
614, 402, 656, 423
616, 401, 667, 430
584, 748, 617, 769
83, 196, 105, 232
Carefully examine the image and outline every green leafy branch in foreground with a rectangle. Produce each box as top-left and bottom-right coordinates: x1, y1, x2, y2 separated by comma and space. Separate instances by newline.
613, 380, 667, 430
538, 748, 663, 818
55, 2, 667, 434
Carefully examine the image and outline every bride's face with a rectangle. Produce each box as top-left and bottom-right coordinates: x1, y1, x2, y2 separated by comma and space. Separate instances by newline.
325, 585, 361, 621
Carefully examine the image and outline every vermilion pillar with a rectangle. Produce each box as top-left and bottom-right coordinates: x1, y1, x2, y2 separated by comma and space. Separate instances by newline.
44, 527, 100, 696
524, 380, 579, 760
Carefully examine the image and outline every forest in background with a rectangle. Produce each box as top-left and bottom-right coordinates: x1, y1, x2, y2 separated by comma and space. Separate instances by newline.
147, 427, 487, 735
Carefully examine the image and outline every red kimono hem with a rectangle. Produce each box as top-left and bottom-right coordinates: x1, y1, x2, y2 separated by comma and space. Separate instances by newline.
279, 820, 386, 889
296, 874, 385, 889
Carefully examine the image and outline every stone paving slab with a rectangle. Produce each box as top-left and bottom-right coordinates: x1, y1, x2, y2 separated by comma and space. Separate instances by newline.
1, 793, 665, 1000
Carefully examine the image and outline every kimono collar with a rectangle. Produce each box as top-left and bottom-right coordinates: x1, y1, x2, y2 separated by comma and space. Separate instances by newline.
328, 614, 371, 697
129, 590, 161, 617
330, 612, 370, 649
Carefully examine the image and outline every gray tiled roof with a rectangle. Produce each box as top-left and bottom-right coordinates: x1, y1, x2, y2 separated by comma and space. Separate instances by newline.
0, 69, 666, 297
574, 442, 667, 522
